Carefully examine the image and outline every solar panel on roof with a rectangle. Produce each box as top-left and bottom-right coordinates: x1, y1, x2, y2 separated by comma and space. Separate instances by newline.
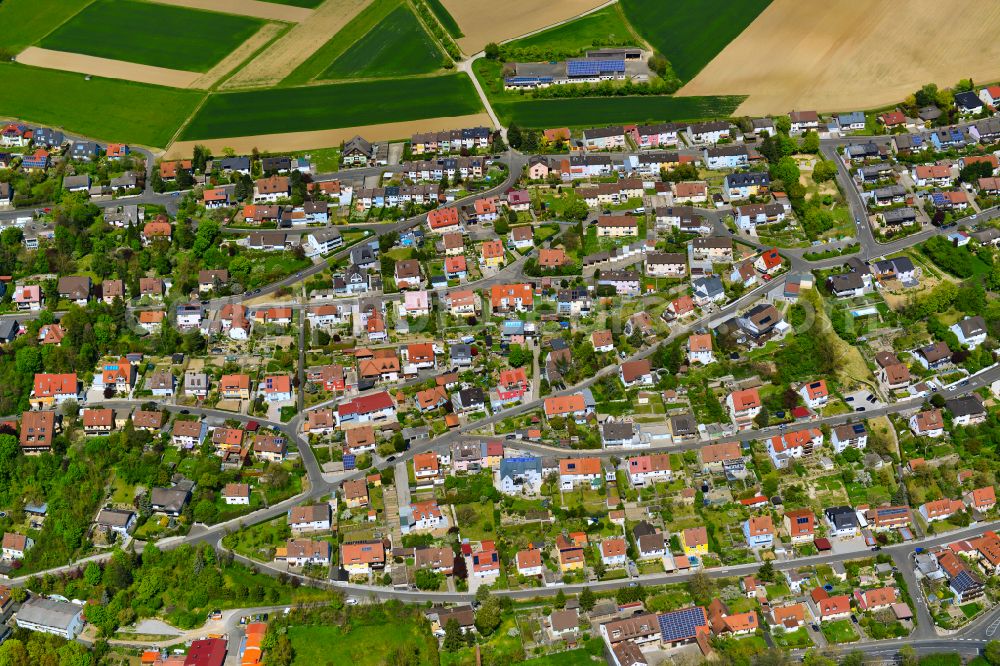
567, 59, 625, 76
343, 454, 356, 470
657, 607, 707, 642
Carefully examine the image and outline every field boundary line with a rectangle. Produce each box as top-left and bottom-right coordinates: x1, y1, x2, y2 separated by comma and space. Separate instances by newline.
405, 0, 451, 62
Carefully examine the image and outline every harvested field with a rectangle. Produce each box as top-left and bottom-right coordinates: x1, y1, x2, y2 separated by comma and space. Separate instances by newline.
16, 47, 201, 88
190, 23, 286, 89
166, 112, 493, 157
439, 0, 609, 54
678, 0, 1000, 115
150, 0, 314, 21
221, 0, 373, 89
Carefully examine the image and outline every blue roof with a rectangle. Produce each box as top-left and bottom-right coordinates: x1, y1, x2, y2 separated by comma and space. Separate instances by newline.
657, 606, 708, 643
499, 457, 541, 478
505, 76, 553, 84
567, 59, 625, 76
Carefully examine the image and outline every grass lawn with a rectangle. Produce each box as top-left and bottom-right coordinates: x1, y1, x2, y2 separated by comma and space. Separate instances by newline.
283, 0, 402, 84
454, 502, 496, 541
425, 0, 463, 39
505, 5, 638, 55
181, 74, 482, 140
288, 618, 437, 665
773, 626, 813, 648
961, 602, 982, 619
620, 0, 773, 81
491, 94, 745, 128
0, 0, 92, 52
0, 63, 204, 148
322, 4, 444, 79
40, 0, 264, 72
821, 619, 859, 644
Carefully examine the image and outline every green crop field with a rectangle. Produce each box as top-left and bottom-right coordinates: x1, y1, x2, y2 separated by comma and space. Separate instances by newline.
180, 74, 482, 139
283, 0, 401, 85
39, 0, 265, 72
505, 5, 639, 55
321, 4, 443, 79
0, 63, 204, 148
425, 0, 462, 38
0, 0, 92, 53
620, 0, 772, 81
494, 94, 745, 128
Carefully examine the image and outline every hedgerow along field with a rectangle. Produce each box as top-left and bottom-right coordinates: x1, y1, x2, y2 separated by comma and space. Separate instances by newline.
179, 74, 483, 140
38, 0, 265, 72
0, 0, 92, 54
620, 0, 773, 81
0, 63, 205, 148
493, 94, 746, 128
321, 4, 444, 79
425, 0, 463, 39
504, 4, 640, 56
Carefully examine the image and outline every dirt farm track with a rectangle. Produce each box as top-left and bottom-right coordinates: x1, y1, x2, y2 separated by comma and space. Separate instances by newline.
679, 0, 1000, 115
165, 112, 495, 157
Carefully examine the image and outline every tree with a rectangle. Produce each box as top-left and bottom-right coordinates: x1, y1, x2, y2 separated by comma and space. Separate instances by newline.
474, 597, 502, 635
770, 156, 801, 186
507, 124, 523, 149
442, 618, 464, 652
758, 559, 775, 582
775, 116, 791, 135
265, 634, 293, 666
812, 160, 837, 183
799, 130, 820, 153
687, 570, 714, 605
579, 586, 596, 612
507, 344, 529, 367
984, 640, 1000, 666
484, 42, 500, 59
84, 561, 102, 586
554, 589, 566, 609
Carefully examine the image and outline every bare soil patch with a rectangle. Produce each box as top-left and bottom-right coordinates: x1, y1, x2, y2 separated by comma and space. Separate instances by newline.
190, 22, 284, 89
151, 0, 314, 22
17, 46, 200, 87
678, 0, 1000, 115
441, 0, 609, 54
166, 112, 493, 156
221, 0, 372, 89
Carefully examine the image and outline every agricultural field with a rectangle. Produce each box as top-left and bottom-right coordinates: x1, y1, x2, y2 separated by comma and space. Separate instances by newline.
425, 0, 463, 38
283, 0, 401, 84
287, 614, 438, 665
503, 4, 640, 56
678, 0, 1000, 114
439, 0, 608, 53
493, 94, 745, 128
0, 0, 92, 53
321, 4, 444, 79
0, 62, 205, 148
39, 0, 265, 72
620, 0, 772, 81
180, 74, 483, 139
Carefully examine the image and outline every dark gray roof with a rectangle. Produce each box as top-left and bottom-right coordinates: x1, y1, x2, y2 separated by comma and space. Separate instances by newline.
946, 395, 985, 418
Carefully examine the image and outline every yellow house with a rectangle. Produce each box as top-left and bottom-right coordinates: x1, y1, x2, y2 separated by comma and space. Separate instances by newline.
559, 547, 585, 572
481, 240, 505, 270
682, 526, 709, 557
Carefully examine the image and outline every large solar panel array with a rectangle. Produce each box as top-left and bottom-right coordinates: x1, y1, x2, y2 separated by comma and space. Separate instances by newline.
567, 59, 625, 77
657, 607, 708, 643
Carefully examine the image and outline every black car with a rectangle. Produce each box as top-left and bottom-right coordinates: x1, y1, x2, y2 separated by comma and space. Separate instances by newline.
386, 456, 396, 462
